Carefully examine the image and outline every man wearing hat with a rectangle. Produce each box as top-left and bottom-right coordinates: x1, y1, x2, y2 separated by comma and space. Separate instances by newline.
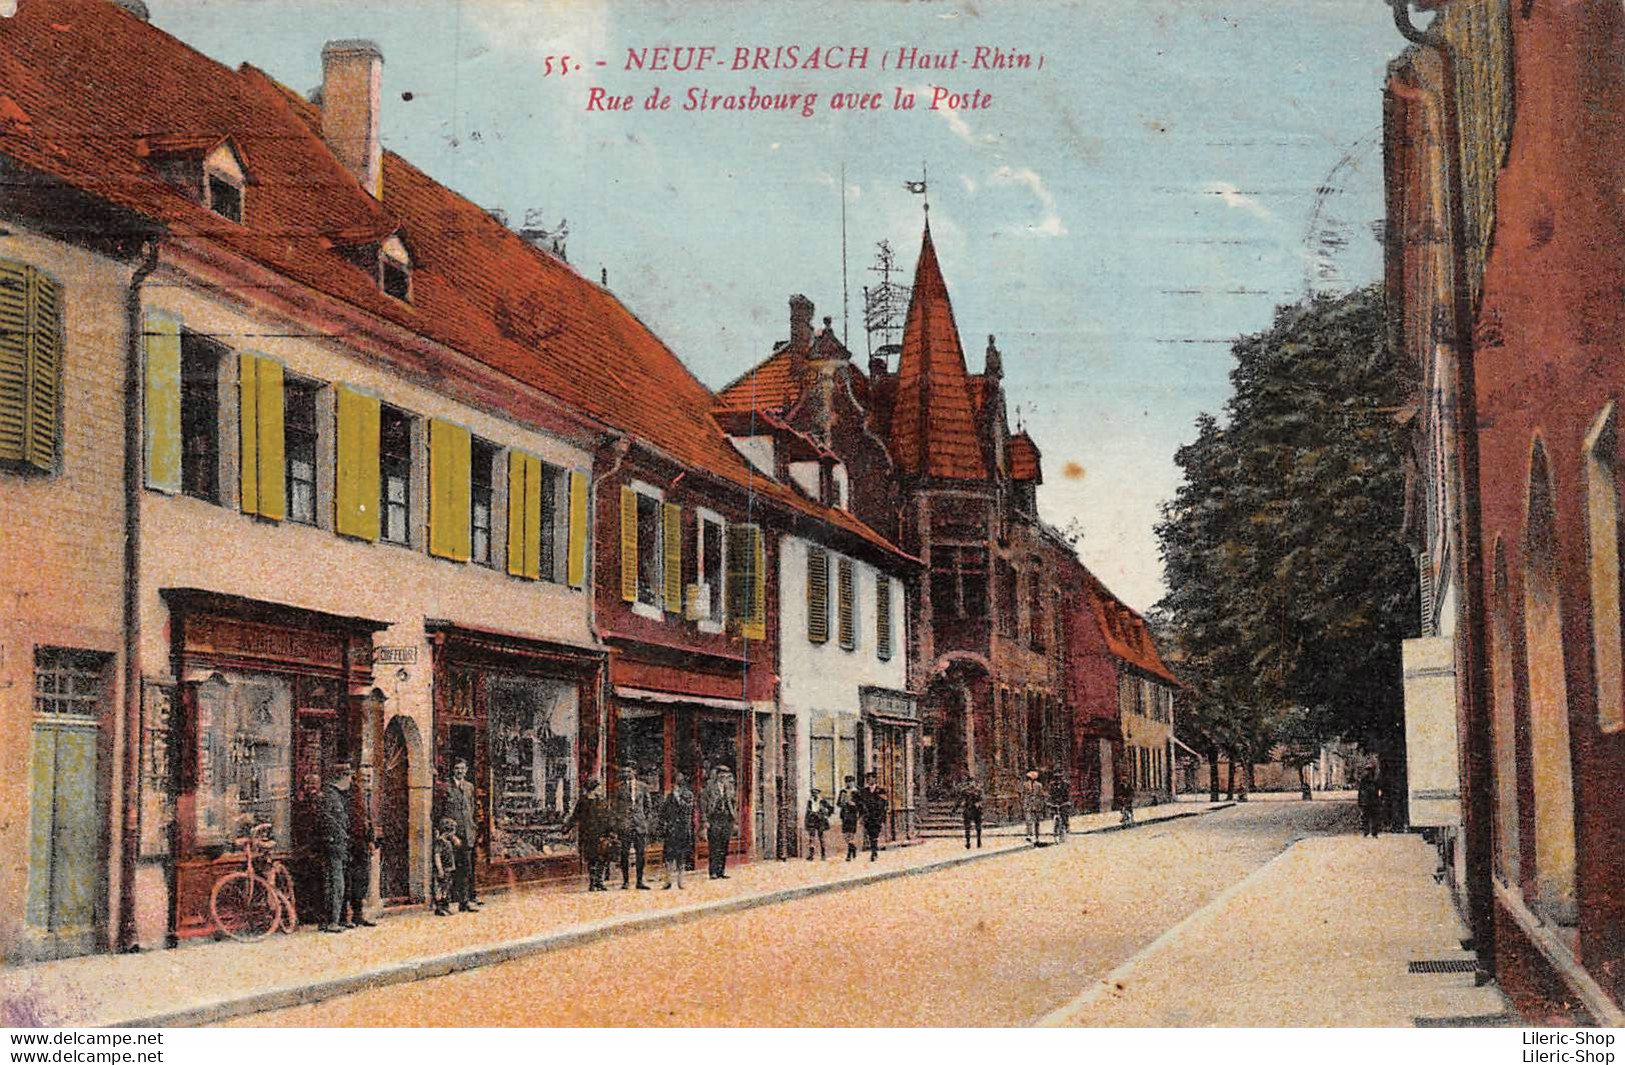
439, 758, 480, 912
610, 764, 653, 890
563, 777, 608, 890
342, 763, 380, 927
315, 763, 353, 932
701, 764, 737, 879
1021, 769, 1045, 844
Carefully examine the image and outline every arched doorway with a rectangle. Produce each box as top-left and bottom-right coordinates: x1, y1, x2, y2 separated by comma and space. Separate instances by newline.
922, 679, 966, 800
1523, 441, 1578, 924
379, 715, 421, 903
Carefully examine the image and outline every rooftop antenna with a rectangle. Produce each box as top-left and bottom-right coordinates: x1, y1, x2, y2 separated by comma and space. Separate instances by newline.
863, 239, 909, 357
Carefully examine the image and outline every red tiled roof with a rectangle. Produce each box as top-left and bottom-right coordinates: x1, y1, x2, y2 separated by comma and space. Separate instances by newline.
715, 348, 800, 414
889, 223, 987, 480
1, 0, 906, 561
1082, 574, 1177, 685
1010, 432, 1042, 482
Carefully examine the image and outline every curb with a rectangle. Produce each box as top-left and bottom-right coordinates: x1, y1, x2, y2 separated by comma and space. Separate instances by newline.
112, 802, 1236, 1028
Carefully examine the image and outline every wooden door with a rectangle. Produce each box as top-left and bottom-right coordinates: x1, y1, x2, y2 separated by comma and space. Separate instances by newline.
379, 717, 412, 902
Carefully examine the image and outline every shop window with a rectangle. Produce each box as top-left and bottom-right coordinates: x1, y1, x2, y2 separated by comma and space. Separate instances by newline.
379, 404, 412, 546
193, 672, 293, 849
487, 675, 578, 860
180, 331, 223, 503
284, 378, 319, 525
471, 439, 497, 566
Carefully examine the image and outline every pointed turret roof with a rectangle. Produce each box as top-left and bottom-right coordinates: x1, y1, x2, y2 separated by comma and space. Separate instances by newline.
888, 222, 987, 479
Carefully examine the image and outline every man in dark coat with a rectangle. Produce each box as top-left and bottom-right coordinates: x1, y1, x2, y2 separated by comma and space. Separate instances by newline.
660, 776, 695, 889
315, 763, 353, 933
952, 776, 984, 850
702, 765, 737, 879
440, 758, 480, 912
858, 772, 887, 862
837, 775, 861, 861
342, 773, 379, 928
611, 764, 653, 890
563, 778, 608, 890
1358, 772, 1383, 837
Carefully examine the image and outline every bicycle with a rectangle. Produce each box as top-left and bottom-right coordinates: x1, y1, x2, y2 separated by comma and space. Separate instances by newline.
210, 821, 299, 941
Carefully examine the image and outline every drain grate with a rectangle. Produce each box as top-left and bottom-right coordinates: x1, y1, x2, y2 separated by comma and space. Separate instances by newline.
1408, 959, 1479, 974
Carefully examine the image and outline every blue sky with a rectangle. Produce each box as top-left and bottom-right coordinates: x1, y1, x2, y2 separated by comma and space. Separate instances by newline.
153, 0, 1401, 611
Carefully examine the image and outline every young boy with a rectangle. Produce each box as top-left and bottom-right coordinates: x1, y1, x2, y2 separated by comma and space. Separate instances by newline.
431, 816, 458, 916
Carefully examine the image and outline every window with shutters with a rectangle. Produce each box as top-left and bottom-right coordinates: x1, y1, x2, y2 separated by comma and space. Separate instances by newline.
379, 405, 412, 545
807, 547, 830, 644
636, 491, 662, 609
694, 510, 725, 630
876, 575, 893, 662
727, 522, 767, 639
837, 557, 857, 651
539, 461, 562, 581
0, 261, 63, 473
622, 482, 665, 617
471, 439, 497, 566
507, 453, 564, 581
179, 332, 223, 503
284, 379, 318, 525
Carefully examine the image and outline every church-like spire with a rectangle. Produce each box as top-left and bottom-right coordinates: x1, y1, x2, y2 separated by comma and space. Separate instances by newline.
887, 222, 987, 480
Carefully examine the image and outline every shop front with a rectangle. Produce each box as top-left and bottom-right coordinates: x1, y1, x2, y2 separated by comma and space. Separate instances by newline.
428, 624, 604, 894
159, 590, 386, 940
860, 686, 919, 843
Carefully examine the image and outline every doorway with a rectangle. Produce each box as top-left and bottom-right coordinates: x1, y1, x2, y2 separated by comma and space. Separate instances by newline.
379, 716, 413, 902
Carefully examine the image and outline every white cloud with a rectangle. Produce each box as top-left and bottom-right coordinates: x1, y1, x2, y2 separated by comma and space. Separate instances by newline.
1204, 180, 1274, 222
988, 165, 1067, 238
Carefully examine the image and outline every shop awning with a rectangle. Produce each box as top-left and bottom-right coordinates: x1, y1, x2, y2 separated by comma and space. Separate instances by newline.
614, 686, 754, 713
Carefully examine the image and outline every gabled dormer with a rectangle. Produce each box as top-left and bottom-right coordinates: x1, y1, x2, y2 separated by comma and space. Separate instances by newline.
334, 230, 414, 303
139, 134, 251, 223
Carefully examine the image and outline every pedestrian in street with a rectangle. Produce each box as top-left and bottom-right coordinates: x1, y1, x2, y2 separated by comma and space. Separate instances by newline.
1049, 770, 1072, 843
702, 764, 737, 879
342, 769, 380, 927
859, 772, 887, 862
952, 776, 984, 849
611, 764, 653, 890
1119, 775, 1136, 826
431, 816, 457, 916
563, 777, 608, 891
804, 787, 834, 860
439, 758, 481, 912
315, 763, 352, 933
837, 775, 861, 861
1358, 772, 1383, 837
1021, 770, 1045, 843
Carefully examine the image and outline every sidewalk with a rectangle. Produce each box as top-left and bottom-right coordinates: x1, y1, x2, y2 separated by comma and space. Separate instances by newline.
1037, 829, 1515, 1028
1, 801, 1227, 1028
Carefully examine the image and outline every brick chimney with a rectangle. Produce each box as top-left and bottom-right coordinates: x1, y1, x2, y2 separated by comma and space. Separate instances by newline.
320, 40, 384, 199
788, 294, 814, 388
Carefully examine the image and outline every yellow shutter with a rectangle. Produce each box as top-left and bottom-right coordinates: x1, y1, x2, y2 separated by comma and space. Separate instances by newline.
429, 419, 472, 561
663, 502, 683, 612
255, 358, 285, 521
24, 269, 61, 471
143, 313, 182, 493
567, 470, 589, 588
743, 525, 767, 640
522, 454, 543, 580
237, 353, 258, 514
807, 548, 829, 644
507, 450, 528, 577
620, 485, 639, 602
0, 261, 31, 465
334, 384, 380, 541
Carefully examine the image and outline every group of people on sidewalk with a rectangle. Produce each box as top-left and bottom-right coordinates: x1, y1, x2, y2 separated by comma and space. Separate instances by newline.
802, 772, 890, 862
308, 762, 382, 934
555, 763, 741, 892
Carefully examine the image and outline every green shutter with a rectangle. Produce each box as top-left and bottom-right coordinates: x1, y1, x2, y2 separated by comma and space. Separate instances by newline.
143, 313, 182, 493
837, 557, 856, 650
620, 485, 639, 602
25, 270, 61, 471
0, 261, 31, 464
876, 576, 893, 661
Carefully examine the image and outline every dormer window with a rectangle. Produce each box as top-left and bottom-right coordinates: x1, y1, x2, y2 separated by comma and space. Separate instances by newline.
380, 234, 412, 302
202, 142, 247, 223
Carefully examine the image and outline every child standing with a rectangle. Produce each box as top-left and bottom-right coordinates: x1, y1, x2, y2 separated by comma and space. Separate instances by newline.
431, 816, 458, 916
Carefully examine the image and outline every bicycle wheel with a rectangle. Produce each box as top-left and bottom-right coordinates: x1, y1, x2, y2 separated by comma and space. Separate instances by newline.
269, 863, 299, 933
210, 871, 281, 942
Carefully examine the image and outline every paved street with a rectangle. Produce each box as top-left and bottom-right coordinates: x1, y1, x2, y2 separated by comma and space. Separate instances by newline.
231, 801, 1365, 1027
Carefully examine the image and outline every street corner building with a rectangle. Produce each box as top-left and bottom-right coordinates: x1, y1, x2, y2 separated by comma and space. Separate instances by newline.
1383, 0, 1625, 1025
0, 0, 1174, 966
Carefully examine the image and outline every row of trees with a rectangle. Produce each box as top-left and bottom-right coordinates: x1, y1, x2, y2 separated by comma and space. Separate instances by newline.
1154, 286, 1417, 803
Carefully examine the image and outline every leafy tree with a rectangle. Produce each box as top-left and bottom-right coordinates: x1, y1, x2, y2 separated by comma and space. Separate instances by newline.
1155, 286, 1417, 801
